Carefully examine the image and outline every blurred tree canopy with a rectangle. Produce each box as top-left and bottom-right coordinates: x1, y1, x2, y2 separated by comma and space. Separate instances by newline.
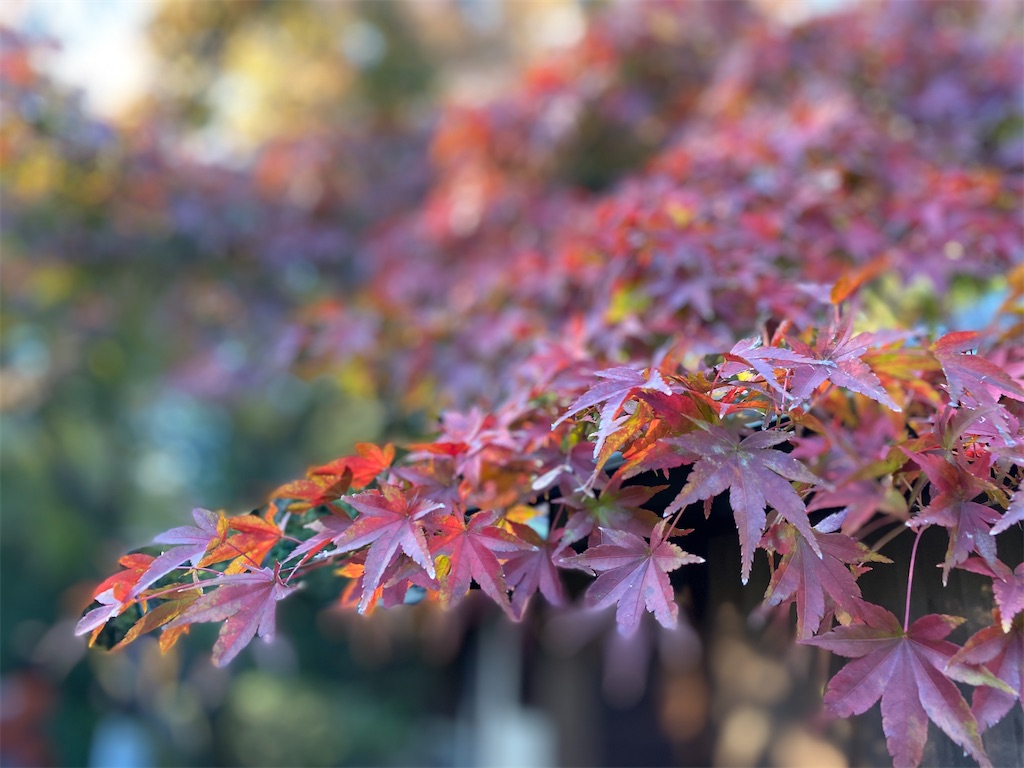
144, 0, 437, 140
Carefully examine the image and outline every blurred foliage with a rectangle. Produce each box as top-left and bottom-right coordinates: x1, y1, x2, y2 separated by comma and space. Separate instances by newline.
144, 0, 436, 140
1, 1, 607, 762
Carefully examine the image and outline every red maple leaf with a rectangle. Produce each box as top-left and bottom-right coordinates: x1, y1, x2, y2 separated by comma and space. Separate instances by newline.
664, 425, 822, 584
92, 553, 156, 603
200, 510, 282, 574
552, 366, 673, 458
787, 316, 902, 411
165, 567, 295, 667
903, 450, 1002, 584
571, 523, 703, 636
764, 519, 888, 638
269, 471, 352, 512
331, 484, 442, 613
310, 442, 396, 490
931, 331, 1024, 407
502, 521, 568, 619
946, 616, 1023, 733
560, 481, 664, 546
807, 604, 990, 768
428, 510, 532, 615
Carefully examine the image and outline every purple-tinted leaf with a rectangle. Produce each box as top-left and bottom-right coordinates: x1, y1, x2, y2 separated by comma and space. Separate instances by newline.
947, 619, 1023, 732
991, 487, 1023, 535
165, 568, 295, 667
807, 608, 990, 768
573, 523, 702, 635
131, 508, 224, 597
664, 424, 822, 584
931, 331, 1024, 406
764, 522, 886, 638
503, 521, 568, 619
788, 317, 903, 411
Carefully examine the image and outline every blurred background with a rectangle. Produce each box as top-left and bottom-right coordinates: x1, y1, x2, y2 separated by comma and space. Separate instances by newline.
1, 1, 1019, 766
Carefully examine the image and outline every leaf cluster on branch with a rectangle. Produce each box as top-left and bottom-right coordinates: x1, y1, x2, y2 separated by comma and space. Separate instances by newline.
62, 2, 1024, 766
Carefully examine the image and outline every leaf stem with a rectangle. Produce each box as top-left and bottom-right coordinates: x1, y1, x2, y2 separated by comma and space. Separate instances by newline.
903, 525, 925, 632
665, 501, 688, 537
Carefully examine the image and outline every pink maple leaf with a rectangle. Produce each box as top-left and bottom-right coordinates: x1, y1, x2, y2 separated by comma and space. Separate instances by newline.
764, 519, 887, 638
946, 618, 1023, 733
807, 604, 990, 768
663, 424, 822, 584
787, 316, 903, 411
132, 508, 224, 598
931, 331, 1024, 407
165, 567, 295, 667
572, 523, 703, 635
958, 557, 1024, 633
332, 484, 442, 613
903, 450, 1002, 584
502, 521, 568, 620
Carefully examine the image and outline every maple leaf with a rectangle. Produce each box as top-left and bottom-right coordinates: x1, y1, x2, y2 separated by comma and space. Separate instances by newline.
283, 513, 352, 566
931, 331, 1024, 407
560, 482, 664, 546
764, 519, 888, 638
502, 521, 568, 620
991, 486, 1023, 535
310, 442, 396, 490
428, 510, 532, 615
903, 450, 1001, 584
131, 508, 225, 598
719, 336, 825, 401
269, 471, 352, 513
165, 567, 295, 667
807, 605, 990, 768
787, 316, 902, 411
75, 588, 126, 644
806, 478, 909, 536
946, 616, 1023, 732
552, 366, 673, 459
571, 523, 703, 636
200, 510, 282, 574
331, 484, 442, 613
612, 389, 706, 480
663, 425, 822, 584
113, 593, 201, 653
92, 553, 156, 603
958, 558, 1024, 633
333, 554, 439, 614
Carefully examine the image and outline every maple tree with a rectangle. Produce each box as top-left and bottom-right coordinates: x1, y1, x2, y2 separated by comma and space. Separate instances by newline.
59, 2, 1024, 766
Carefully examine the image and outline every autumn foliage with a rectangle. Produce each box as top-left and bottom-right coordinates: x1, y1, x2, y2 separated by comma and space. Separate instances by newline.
68, 3, 1023, 766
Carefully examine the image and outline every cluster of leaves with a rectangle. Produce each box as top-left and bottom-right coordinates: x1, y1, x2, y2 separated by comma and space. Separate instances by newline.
72, 3, 1023, 767
291, 1, 1021, 412
81, 300, 1024, 766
